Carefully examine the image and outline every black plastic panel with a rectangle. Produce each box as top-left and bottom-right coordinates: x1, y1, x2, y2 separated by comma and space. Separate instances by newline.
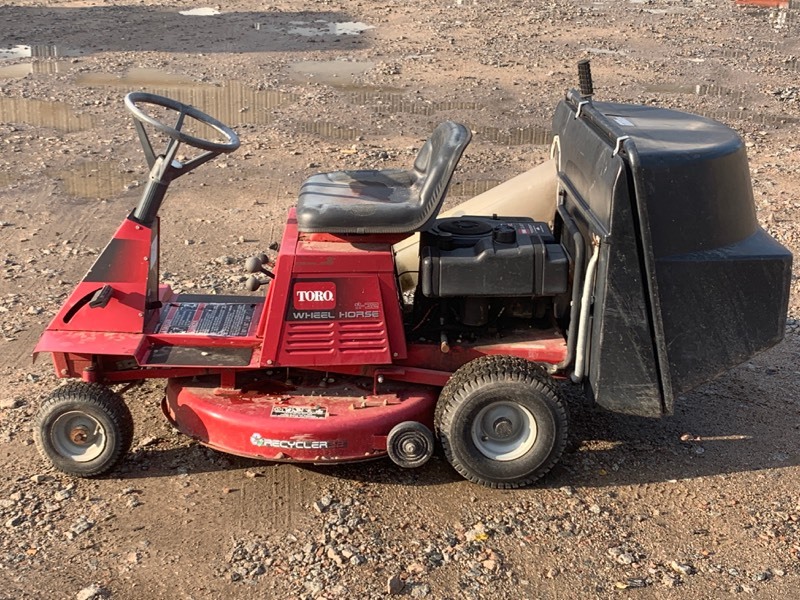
553, 94, 792, 417
419, 216, 568, 298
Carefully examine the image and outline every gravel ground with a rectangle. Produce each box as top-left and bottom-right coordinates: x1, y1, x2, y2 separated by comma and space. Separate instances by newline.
1, 1, 799, 598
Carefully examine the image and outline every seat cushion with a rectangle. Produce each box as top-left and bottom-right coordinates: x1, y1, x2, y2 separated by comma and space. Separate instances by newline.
295, 121, 472, 234
296, 169, 420, 234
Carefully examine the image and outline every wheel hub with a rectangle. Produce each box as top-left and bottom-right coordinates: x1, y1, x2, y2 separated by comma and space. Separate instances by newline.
51, 411, 107, 463
69, 425, 90, 445
402, 439, 422, 455
471, 401, 538, 462
493, 417, 514, 438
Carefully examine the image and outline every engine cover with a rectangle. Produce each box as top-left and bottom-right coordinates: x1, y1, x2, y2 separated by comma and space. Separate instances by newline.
419, 216, 568, 297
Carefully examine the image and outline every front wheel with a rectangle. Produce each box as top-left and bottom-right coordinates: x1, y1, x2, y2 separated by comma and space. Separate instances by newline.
435, 355, 568, 488
34, 382, 134, 477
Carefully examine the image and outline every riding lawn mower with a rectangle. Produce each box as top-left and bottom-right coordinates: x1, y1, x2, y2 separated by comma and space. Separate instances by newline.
32, 63, 792, 488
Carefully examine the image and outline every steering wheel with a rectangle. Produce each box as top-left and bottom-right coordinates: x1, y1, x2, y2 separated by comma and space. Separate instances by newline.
124, 92, 240, 153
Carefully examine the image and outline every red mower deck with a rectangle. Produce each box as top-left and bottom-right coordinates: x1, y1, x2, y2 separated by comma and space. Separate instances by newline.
163, 375, 438, 463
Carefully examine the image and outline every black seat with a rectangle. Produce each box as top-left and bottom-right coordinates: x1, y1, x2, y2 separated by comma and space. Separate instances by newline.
296, 121, 471, 234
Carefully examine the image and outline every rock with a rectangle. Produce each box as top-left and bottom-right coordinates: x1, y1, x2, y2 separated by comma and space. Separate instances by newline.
5, 515, 24, 528
670, 561, 694, 576
136, 436, 159, 448
616, 553, 635, 565
387, 574, 404, 595
662, 573, 679, 588
326, 547, 344, 566
54, 489, 72, 502
69, 516, 94, 536
76, 584, 107, 600
482, 559, 498, 571
0, 397, 23, 409
410, 583, 431, 598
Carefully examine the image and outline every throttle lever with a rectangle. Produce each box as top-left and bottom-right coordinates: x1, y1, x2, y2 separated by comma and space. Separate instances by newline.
245, 256, 275, 279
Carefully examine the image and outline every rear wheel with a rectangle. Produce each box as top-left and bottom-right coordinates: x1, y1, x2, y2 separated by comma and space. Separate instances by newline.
435, 355, 568, 488
35, 382, 134, 477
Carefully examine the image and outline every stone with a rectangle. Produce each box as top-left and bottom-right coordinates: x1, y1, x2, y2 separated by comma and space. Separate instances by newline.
410, 583, 431, 598
670, 561, 694, 576
75, 584, 107, 600
387, 574, 404, 595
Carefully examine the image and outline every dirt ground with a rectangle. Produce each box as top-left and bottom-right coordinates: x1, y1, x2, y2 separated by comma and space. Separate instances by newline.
1, 1, 799, 598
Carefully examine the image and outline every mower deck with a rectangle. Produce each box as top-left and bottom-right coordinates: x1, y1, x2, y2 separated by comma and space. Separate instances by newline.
163, 374, 438, 463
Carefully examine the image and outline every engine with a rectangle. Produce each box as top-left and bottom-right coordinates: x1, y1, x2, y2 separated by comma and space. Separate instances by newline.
411, 216, 570, 333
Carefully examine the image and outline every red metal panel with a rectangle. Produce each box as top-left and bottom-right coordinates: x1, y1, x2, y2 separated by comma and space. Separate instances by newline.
35, 330, 146, 358
398, 333, 568, 372
164, 377, 438, 463
259, 211, 299, 363
44, 218, 155, 334
293, 240, 396, 273
264, 209, 403, 368
278, 274, 392, 366
378, 272, 407, 359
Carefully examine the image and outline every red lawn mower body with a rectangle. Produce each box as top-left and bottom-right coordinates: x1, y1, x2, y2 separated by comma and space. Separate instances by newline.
35, 204, 567, 463
32, 66, 791, 487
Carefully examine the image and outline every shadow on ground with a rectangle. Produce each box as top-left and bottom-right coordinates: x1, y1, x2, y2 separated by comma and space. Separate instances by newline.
117, 349, 799, 490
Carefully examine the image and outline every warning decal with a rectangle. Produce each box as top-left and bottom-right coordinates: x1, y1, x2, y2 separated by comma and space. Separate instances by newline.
157, 302, 256, 336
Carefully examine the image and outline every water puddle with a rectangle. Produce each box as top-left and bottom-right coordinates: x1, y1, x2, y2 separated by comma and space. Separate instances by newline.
348, 91, 480, 115
646, 83, 745, 102
703, 109, 800, 126
0, 97, 93, 132
58, 162, 137, 201
735, 0, 794, 31
0, 61, 68, 78
296, 121, 361, 141
474, 125, 551, 146
0, 44, 81, 60
0, 172, 23, 188
179, 8, 221, 16
449, 179, 502, 197
289, 61, 375, 85
77, 68, 196, 87
77, 68, 297, 126
288, 21, 375, 36
582, 47, 627, 56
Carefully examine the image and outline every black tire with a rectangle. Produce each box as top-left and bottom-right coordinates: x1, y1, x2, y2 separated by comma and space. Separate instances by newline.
34, 381, 134, 477
435, 355, 568, 488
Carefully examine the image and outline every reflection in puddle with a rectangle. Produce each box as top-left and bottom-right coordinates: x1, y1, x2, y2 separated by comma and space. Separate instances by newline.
0, 61, 67, 78
288, 21, 375, 36
0, 44, 72, 60
449, 180, 502, 197
646, 83, 744, 102
735, 0, 793, 31
179, 7, 221, 16
474, 125, 551, 146
583, 47, 627, 56
296, 121, 361, 141
59, 162, 135, 200
290, 61, 375, 85
0, 172, 22, 188
0, 97, 93, 132
703, 109, 800, 125
77, 68, 195, 87
349, 91, 480, 115
77, 68, 297, 126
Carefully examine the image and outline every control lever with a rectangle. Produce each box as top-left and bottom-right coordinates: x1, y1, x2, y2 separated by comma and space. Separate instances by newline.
245, 253, 274, 292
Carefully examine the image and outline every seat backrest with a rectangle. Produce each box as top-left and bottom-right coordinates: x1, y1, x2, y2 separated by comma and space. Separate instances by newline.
412, 121, 472, 231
